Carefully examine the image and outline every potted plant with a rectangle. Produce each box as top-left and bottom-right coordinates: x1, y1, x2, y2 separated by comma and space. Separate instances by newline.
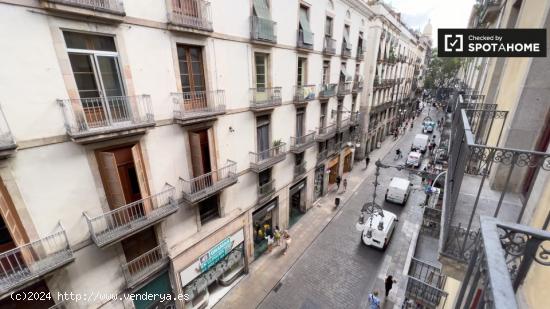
273, 139, 283, 154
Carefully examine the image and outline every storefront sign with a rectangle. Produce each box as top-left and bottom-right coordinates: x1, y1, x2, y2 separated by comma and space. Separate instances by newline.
180, 229, 244, 288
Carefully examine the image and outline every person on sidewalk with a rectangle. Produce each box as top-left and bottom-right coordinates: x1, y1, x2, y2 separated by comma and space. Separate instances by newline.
368, 291, 381, 309
365, 156, 370, 169
274, 226, 281, 247
342, 178, 348, 193
336, 175, 342, 191
385, 275, 397, 297
283, 231, 291, 255
266, 234, 274, 253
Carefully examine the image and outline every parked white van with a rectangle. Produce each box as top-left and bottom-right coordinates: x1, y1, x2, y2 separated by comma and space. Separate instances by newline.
411, 134, 430, 153
361, 210, 398, 250
406, 151, 422, 167
385, 177, 412, 205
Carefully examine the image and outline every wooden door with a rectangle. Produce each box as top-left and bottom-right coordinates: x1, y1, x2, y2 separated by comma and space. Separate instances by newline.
131, 145, 152, 213
173, 0, 199, 17
97, 151, 129, 228
121, 227, 158, 267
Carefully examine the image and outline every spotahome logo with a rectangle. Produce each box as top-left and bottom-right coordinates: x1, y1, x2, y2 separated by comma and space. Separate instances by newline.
438, 29, 546, 57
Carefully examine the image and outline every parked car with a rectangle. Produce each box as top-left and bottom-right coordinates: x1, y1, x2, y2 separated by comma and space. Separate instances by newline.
360, 210, 398, 250
406, 151, 422, 167
412, 134, 430, 153
423, 121, 436, 133
385, 177, 412, 205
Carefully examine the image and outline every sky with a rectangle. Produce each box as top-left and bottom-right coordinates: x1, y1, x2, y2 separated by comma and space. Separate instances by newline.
384, 0, 476, 46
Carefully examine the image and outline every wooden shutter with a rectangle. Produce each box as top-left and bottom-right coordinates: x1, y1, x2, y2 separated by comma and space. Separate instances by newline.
0, 181, 28, 248
189, 132, 205, 178
131, 145, 152, 213
97, 152, 126, 210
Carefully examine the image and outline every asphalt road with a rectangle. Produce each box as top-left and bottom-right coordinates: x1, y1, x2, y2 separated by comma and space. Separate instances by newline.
258, 109, 439, 309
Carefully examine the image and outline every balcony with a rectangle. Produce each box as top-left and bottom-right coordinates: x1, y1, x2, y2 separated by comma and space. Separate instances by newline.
479, 0, 502, 24
328, 141, 341, 155
249, 143, 287, 172
58, 95, 155, 144
172, 90, 225, 126
297, 30, 314, 51
84, 186, 177, 248
122, 244, 169, 289
405, 258, 448, 308
167, 0, 213, 33
337, 117, 350, 132
318, 84, 337, 100
293, 85, 316, 106
250, 16, 277, 44
40, 0, 125, 22
293, 161, 307, 179
315, 123, 336, 141
341, 44, 352, 59
180, 160, 238, 204
250, 87, 282, 112
350, 111, 360, 126
352, 80, 363, 94
0, 105, 16, 158
316, 149, 328, 162
258, 180, 275, 204
290, 131, 315, 153
337, 82, 352, 97
323, 37, 336, 55
357, 49, 364, 61
0, 225, 74, 297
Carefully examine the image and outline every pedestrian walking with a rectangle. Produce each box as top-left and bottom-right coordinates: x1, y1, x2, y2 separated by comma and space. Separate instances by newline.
365, 156, 370, 169
368, 291, 381, 309
343, 178, 348, 193
283, 231, 291, 255
336, 175, 342, 190
266, 234, 274, 253
274, 226, 281, 246
385, 275, 397, 297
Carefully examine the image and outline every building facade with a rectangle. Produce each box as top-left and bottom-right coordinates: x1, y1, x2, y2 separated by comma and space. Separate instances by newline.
0, 0, 426, 308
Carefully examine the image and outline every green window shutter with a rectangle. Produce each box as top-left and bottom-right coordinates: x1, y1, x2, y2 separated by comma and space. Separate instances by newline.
299, 8, 314, 45
133, 272, 172, 309
253, 0, 270, 19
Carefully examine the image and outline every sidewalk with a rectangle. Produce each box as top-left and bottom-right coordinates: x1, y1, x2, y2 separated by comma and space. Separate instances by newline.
213, 136, 399, 309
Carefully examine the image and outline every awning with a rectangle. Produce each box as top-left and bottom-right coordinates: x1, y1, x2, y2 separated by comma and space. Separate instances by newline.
253, 0, 270, 19
299, 8, 313, 45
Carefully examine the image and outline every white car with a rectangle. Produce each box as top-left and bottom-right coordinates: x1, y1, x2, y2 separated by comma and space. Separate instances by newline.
361, 210, 398, 250
406, 151, 422, 167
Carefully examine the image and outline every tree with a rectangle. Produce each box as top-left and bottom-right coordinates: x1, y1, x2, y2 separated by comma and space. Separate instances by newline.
424, 50, 463, 91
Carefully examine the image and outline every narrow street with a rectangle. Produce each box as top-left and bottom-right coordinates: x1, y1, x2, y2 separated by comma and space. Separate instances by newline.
257, 107, 443, 309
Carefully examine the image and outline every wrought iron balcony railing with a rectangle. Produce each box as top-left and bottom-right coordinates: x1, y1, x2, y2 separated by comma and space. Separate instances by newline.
297, 30, 314, 50
41, 0, 125, 15
58, 95, 154, 140
352, 80, 364, 93
290, 131, 315, 153
84, 186, 177, 248
0, 224, 74, 296
168, 0, 213, 32
478, 0, 502, 24
337, 82, 352, 96
250, 87, 282, 111
405, 258, 447, 308
172, 90, 225, 125
293, 85, 317, 104
249, 143, 287, 172
258, 179, 275, 203
121, 244, 168, 289
317, 149, 328, 162
0, 105, 16, 156
319, 83, 337, 99
357, 48, 364, 61
179, 160, 237, 204
293, 161, 306, 178
341, 43, 352, 58
337, 117, 350, 132
323, 37, 336, 55
315, 123, 336, 141
250, 16, 277, 43
350, 111, 360, 126
455, 217, 550, 309
328, 141, 341, 155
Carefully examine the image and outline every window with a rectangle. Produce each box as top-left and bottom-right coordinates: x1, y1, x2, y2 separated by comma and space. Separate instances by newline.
255, 53, 268, 89
199, 195, 219, 224
340, 62, 347, 82
322, 60, 330, 85
295, 153, 304, 165
297, 57, 307, 86
325, 16, 333, 37
298, 6, 313, 45
296, 108, 305, 137
257, 115, 270, 154
343, 25, 351, 50
258, 169, 271, 186
320, 103, 327, 127
357, 31, 364, 53
177, 45, 205, 93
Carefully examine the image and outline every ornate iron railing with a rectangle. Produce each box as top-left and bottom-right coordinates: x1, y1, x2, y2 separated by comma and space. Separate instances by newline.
323, 37, 336, 55
251, 16, 277, 43
250, 87, 282, 110
293, 85, 317, 103
121, 244, 168, 288
290, 131, 315, 152
297, 29, 314, 50
58, 95, 154, 137
293, 161, 306, 178
168, 0, 213, 31
337, 116, 350, 132
249, 143, 287, 172
180, 160, 237, 204
341, 43, 352, 58
337, 82, 352, 96
454, 217, 550, 309
315, 123, 336, 141
352, 80, 363, 93
172, 90, 225, 121
0, 224, 74, 296
258, 179, 275, 202
317, 149, 328, 162
84, 186, 177, 247
43, 0, 125, 14
319, 83, 337, 99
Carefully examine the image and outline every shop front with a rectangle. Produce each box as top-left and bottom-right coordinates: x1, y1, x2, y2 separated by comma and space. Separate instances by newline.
252, 198, 278, 260
289, 179, 307, 227
343, 148, 353, 173
327, 156, 340, 186
314, 165, 325, 200
179, 229, 246, 309
133, 272, 174, 309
